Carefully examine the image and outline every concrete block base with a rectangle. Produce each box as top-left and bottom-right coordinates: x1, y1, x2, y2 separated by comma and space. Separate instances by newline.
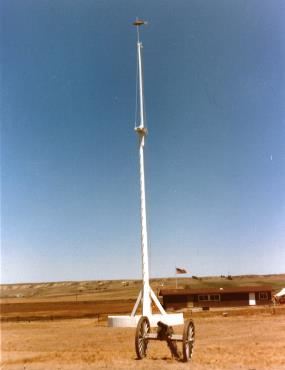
108, 313, 184, 328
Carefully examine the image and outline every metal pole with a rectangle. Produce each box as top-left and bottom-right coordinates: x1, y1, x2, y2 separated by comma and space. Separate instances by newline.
135, 39, 152, 317
137, 41, 144, 128
107, 20, 185, 326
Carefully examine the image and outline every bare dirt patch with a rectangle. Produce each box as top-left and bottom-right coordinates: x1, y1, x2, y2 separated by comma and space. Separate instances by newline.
1, 313, 285, 370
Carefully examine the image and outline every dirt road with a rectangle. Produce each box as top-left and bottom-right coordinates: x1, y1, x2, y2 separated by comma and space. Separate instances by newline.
1, 312, 285, 370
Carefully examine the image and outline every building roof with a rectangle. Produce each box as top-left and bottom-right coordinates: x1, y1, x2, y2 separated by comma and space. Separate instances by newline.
159, 286, 272, 296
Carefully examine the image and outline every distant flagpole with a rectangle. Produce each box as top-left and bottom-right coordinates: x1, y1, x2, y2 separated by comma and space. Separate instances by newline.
175, 267, 188, 288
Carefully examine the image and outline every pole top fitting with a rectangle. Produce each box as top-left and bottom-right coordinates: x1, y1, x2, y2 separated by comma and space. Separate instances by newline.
133, 19, 147, 26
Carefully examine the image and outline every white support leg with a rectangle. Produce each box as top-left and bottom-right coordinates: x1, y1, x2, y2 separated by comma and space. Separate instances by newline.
131, 290, 142, 316
150, 288, 166, 315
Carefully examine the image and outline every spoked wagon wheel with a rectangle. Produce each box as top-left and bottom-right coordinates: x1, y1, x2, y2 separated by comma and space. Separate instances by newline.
135, 316, 150, 359
182, 319, 195, 362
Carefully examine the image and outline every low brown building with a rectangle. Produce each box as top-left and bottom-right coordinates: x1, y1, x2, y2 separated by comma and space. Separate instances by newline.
159, 286, 272, 309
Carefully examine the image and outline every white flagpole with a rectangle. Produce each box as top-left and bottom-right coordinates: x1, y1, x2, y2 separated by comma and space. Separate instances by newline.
134, 20, 151, 317
108, 20, 184, 327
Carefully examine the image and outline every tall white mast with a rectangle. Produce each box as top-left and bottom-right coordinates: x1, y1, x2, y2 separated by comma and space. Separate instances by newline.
108, 20, 183, 327
134, 19, 151, 317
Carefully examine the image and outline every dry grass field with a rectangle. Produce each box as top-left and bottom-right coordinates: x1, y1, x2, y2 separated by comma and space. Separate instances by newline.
1, 312, 285, 370
1, 274, 285, 369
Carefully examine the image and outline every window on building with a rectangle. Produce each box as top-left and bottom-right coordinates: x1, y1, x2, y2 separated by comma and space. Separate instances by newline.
209, 294, 220, 301
259, 292, 268, 300
198, 295, 209, 301
198, 294, 220, 302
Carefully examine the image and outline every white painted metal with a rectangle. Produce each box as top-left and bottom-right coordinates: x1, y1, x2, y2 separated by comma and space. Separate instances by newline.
108, 21, 184, 328
137, 40, 145, 129
150, 288, 166, 315
134, 27, 161, 319
130, 290, 142, 316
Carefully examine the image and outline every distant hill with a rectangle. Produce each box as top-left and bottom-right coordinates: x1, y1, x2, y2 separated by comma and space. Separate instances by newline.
1, 274, 284, 302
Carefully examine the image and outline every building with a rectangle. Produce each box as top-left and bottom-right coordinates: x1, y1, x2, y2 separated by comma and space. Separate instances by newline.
159, 286, 273, 309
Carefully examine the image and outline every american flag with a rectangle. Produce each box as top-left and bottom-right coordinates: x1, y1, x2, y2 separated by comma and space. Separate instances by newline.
175, 267, 187, 274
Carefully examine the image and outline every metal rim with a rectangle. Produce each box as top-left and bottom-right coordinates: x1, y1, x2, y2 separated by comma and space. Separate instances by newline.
135, 316, 150, 359
182, 319, 195, 362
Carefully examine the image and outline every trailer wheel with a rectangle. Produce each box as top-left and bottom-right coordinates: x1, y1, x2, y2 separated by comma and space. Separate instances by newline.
182, 319, 195, 362
135, 316, 150, 359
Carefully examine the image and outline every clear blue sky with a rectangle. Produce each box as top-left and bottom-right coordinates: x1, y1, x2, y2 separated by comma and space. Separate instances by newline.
1, 0, 284, 283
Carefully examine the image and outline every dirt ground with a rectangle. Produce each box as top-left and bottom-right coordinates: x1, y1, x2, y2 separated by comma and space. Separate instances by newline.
1, 312, 285, 370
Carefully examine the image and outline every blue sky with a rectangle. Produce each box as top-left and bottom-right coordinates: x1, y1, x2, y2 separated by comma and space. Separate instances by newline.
1, 0, 285, 283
